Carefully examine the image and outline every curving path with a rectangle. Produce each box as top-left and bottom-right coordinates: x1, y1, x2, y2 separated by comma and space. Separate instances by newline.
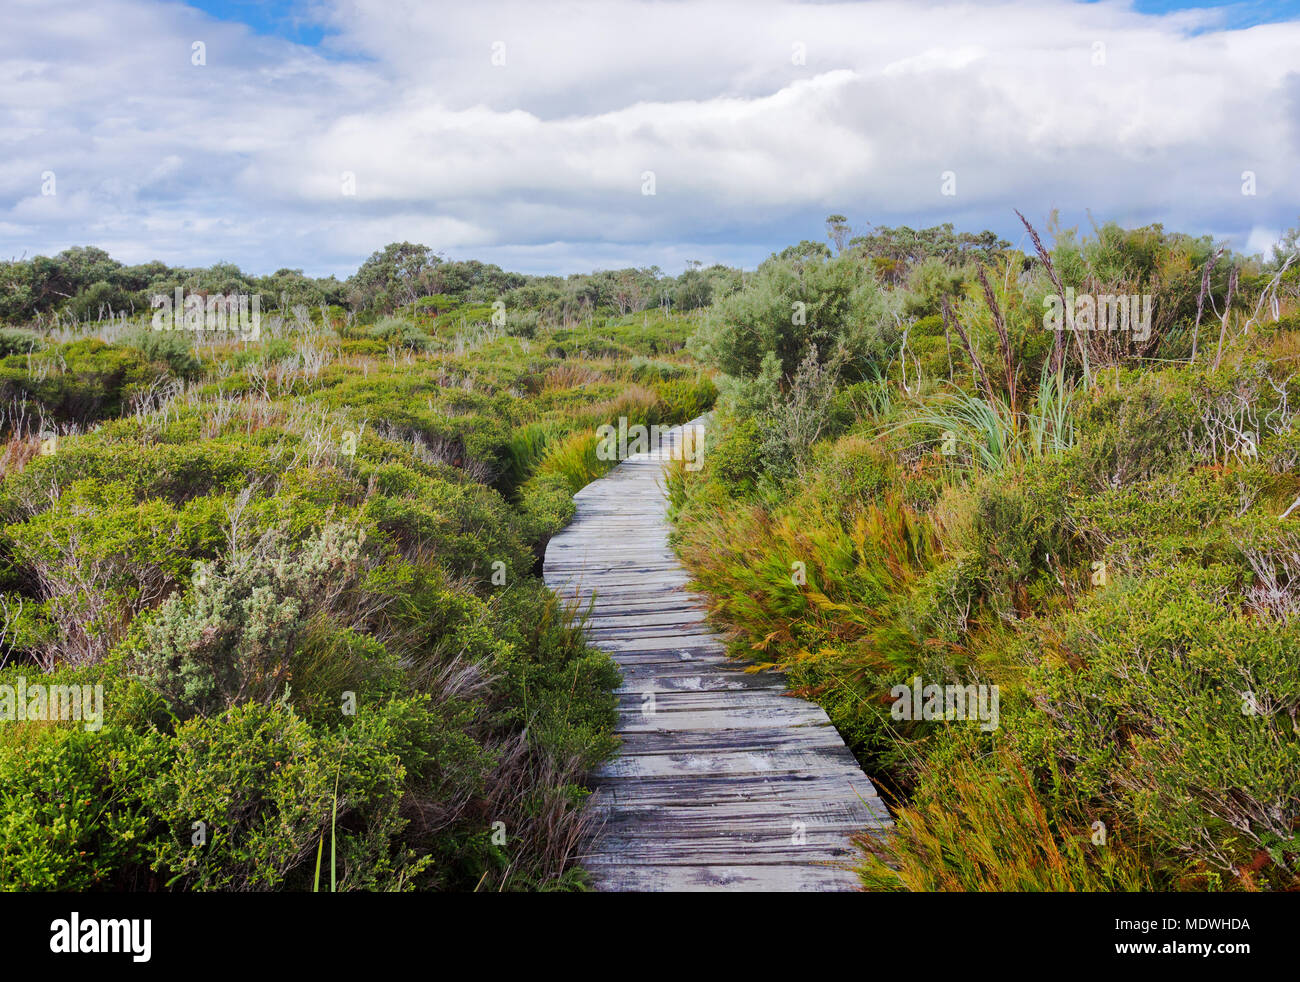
543, 418, 891, 891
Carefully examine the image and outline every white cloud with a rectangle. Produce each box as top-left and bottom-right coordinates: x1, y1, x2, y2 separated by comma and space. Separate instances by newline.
0, 0, 1297, 276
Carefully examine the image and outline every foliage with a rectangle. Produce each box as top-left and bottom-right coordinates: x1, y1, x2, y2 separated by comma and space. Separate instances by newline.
669, 217, 1300, 892
0, 278, 714, 892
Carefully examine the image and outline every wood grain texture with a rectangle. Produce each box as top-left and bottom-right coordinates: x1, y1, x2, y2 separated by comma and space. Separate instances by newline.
543, 418, 890, 892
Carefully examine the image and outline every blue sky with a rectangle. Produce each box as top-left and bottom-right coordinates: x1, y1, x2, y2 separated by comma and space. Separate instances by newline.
187, 0, 1300, 40
1127, 0, 1299, 24
185, 1, 329, 45
3, 0, 1298, 278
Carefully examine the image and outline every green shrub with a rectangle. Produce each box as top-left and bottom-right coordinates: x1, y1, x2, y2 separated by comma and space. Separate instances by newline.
1072, 369, 1199, 488
143, 698, 470, 891
707, 415, 765, 496
803, 433, 893, 522
1028, 563, 1300, 888
362, 469, 532, 581
0, 339, 162, 424
0, 725, 158, 891
485, 582, 620, 765
0, 328, 43, 357
119, 328, 203, 379
4, 487, 227, 666
131, 523, 370, 718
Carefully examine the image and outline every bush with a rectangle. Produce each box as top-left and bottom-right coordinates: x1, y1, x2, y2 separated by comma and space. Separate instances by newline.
143, 698, 475, 891
4, 487, 227, 667
706, 415, 765, 496
119, 328, 202, 379
131, 523, 370, 719
804, 433, 893, 523
0, 329, 43, 357
689, 251, 893, 381
1028, 562, 1300, 888
0, 339, 162, 424
1072, 369, 1199, 488
0, 724, 158, 891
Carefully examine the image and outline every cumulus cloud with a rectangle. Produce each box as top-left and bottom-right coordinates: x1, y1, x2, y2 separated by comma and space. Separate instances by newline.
0, 0, 1296, 276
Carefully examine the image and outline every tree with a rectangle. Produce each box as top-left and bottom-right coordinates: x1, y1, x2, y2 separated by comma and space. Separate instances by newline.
825, 214, 851, 254
348, 242, 441, 313
689, 251, 892, 382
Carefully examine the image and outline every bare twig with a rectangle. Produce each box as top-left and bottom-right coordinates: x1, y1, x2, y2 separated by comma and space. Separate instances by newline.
1211, 265, 1240, 372
1189, 247, 1224, 364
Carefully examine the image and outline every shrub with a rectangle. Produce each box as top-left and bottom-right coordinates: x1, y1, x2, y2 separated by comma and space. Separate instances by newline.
142, 698, 470, 891
0, 724, 158, 891
119, 328, 203, 380
689, 251, 892, 381
131, 523, 371, 718
1072, 369, 1199, 488
705, 415, 765, 497
0, 339, 162, 425
0, 329, 43, 357
4, 488, 226, 667
804, 433, 893, 523
362, 469, 532, 581
1029, 563, 1300, 888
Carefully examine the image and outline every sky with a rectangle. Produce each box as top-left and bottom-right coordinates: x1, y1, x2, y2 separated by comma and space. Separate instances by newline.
1, 0, 1298, 279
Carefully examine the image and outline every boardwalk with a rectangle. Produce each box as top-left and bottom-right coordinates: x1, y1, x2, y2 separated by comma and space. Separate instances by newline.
543, 418, 891, 891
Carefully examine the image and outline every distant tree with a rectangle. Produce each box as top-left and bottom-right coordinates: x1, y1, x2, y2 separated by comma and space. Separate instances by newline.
825, 214, 851, 254
348, 242, 441, 312
848, 223, 1011, 284
777, 240, 832, 263
1269, 218, 1300, 270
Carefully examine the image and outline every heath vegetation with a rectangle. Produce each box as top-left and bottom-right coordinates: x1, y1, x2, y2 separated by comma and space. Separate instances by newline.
670, 213, 1300, 891
3, 211, 1297, 892
0, 244, 714, 891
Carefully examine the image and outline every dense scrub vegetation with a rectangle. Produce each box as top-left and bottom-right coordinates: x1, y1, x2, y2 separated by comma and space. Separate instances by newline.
0, 241, 741, 329
6, 210, 1296, 893
669, 213, 1300, 890
0, 267, 713, 890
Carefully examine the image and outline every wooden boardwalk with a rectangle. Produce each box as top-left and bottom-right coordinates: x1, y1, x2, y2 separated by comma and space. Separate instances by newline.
543, 418, 891, 891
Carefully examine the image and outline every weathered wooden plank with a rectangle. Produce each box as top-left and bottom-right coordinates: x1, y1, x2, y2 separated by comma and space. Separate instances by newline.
591, 797, 887, 829
615, 708, 834, 732
594, 746, 867, 779
593, 773, 880, 806
614, 690, 828, 712
586, 624, 721, 641
611, 727, 854, 756
584, 599, 711, 617
585, 609, 705, 628
592, 633, 727, 651
584, 863, 863, 892
581, 843, 861, 866
613, 671, 784, 693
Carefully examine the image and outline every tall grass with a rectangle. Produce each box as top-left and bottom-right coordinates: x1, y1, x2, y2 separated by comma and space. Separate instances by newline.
1025, 365, 1077, 457
857, 744, 1155, 891
899, 364, 1078, 472
675, 490, 945, 677
537, 429, 607, 492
